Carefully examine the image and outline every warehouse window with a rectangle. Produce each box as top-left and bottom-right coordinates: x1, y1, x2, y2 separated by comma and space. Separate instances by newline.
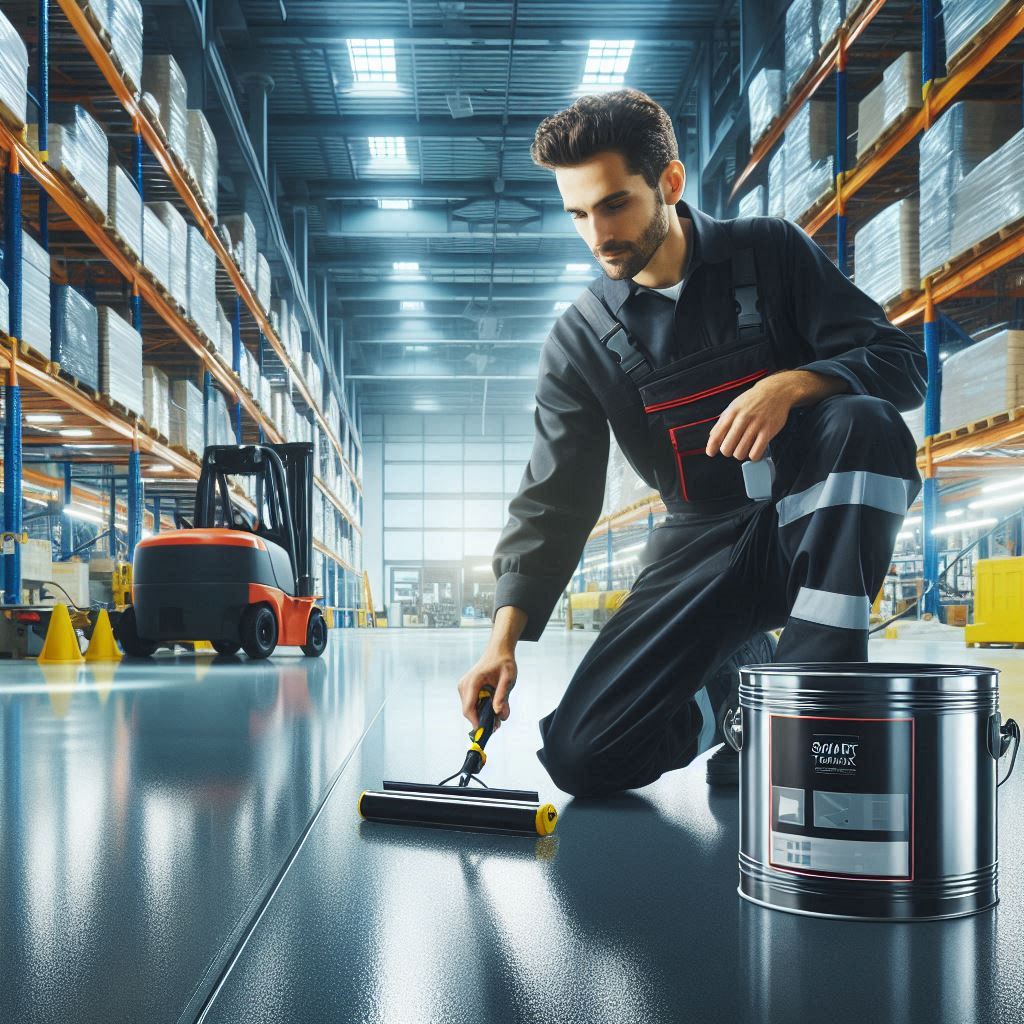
369, 136, 407, 162
347, 39, 397, 87
580, 40, 635, 91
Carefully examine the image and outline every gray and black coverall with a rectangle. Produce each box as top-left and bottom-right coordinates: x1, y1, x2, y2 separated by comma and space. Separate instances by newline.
491, 201, 927, 798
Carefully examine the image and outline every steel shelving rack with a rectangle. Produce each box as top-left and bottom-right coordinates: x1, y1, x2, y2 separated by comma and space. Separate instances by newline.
588, 0, 1024, 620
0, 0, 364, 622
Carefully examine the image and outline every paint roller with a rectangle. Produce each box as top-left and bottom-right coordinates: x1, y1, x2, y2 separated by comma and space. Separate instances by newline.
358, 687, 559, 837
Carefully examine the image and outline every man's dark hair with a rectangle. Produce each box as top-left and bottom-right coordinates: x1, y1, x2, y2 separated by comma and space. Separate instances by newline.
530, 88, 679, 190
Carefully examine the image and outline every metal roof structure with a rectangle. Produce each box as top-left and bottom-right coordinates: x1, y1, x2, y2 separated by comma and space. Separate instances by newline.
219, 0, 729, 415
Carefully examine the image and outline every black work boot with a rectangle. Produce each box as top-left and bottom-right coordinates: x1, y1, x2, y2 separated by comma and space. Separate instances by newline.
705, 632, 778, 786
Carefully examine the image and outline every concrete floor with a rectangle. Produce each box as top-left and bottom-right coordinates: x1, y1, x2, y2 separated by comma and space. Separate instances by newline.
1, 627, 1022, 1024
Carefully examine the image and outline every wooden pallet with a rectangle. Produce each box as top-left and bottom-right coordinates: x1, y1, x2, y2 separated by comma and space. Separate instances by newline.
54, 169, 107, 225
78, 0, 113, 48
169, 443, 199, 463
97, 393, 140, 423
105, 226, 142, 266
855, 106, 921, 167
50, 363, 100, 401
882, 286, 919, 312
930, 407, 1024, 445
938, 214, 1024, 276
945, 0, 1019, 76
796, 183, 836, 228
0, 102, 26, 137
139, 106, 169, 151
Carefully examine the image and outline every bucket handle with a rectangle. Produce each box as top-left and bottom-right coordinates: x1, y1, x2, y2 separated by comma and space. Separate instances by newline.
725, 706, 743, 753
990, 715, 1020, 788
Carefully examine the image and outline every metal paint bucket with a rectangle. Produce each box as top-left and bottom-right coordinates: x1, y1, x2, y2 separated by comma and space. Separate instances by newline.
726, 663, 1020, 921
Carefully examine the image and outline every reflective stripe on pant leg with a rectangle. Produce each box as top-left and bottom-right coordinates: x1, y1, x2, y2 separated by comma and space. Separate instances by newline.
776, 471, 917, 528
789, 586, 870, 631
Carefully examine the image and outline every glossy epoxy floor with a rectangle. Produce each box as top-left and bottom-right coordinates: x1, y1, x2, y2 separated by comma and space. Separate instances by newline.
1, 627, 1022, 1024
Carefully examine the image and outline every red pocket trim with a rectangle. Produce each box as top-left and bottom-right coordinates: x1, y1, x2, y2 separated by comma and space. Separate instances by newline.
643, 369, 770, 414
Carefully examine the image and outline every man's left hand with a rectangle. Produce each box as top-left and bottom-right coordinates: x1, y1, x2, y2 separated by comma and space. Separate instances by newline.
706, 370, 850, 461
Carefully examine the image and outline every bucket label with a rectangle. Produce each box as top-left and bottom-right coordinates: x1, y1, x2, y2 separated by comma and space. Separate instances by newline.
768, 714, 914, 881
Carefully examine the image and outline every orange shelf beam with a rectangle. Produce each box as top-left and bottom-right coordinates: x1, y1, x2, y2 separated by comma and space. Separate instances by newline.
916, 410, 1024, 470
0, 125, 361, 537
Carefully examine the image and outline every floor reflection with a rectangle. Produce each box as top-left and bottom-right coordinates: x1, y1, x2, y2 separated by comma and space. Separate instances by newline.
0, 640, 384, 1024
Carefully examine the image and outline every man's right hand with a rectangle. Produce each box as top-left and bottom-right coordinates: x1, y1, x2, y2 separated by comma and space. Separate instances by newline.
458, 646, 518, 732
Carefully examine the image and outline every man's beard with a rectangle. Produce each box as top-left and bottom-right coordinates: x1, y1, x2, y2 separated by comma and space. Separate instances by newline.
598, 196, 670, 281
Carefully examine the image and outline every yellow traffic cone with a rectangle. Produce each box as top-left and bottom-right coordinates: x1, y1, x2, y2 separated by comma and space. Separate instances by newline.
85, 608, 122, 662
38, 603, 85, 664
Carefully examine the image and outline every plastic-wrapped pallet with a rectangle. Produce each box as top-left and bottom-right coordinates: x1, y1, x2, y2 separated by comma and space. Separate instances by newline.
856, 52, 922, 160
783, 101, 835, 221
748, 69, 783, 147
940, 330, 1024, 430
289, 314, 302, 366
0, 10, 28, 128
143, 365, 170, 436
142, 55, 188, 161
244, 348, 258, 394
222, 214, 257, 287
33, 106, 109, 218
941, 0, 1014, 68
0, 278, 8, 335
255, 253, 271, 313
21, 231, 51, 356
209, 389, 233, 446
854, 197, 919, 306
259, 375, 272, 416
216, 302, 232, 365
738, 186, 766, 218
51, 285, 99, 390
98, 306, 143, 417
950, 126, 1024, 262
142, 204, 171, 293
768, 145, 787, 218
784, 0, 819, 97
186, 109, 218, 220
108, 163, 142, 258
170, 379, 204, 455
288, 398, 298, 441
149, 202, 188, 309
271, 390, 286, 436
186, 225, 218, 343
273, 297, 288, 341
919, 101, 1013, 278
818, 0, 846, 48
107, 0, 143, 94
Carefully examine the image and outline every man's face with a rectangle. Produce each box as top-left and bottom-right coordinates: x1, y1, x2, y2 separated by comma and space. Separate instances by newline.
556, 150, 674, 281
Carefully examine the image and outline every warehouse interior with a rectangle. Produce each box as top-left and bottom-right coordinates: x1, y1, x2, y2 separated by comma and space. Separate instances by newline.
1, 0, 1023, 1021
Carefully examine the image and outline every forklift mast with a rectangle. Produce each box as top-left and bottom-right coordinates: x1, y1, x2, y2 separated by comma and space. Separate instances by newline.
193, 443, 315, 598
274, 442, 315, 598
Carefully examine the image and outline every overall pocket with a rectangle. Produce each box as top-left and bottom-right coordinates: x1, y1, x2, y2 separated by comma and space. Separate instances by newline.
669, 419, 748, 502
639, 338, 776, 504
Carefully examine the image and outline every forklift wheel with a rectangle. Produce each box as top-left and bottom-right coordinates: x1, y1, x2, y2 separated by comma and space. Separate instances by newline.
240, 603, 278, 660
301, 608, 328, 658
118, 606, 157, 658
212, 640, 241, 656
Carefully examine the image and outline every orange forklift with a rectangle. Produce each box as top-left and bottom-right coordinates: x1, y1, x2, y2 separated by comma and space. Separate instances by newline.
116, 443, 329, 659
